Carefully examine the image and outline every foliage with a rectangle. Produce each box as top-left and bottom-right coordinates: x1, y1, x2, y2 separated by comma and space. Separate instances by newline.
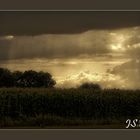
0, 68, 14, 87
79, 82, 101, 90
0, 68, 56, 88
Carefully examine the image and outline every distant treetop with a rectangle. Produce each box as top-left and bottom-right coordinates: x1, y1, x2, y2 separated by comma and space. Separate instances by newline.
79, 82, 101, 90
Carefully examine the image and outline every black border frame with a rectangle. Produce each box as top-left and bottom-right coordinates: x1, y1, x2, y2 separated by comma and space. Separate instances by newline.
1, 0, 140, 139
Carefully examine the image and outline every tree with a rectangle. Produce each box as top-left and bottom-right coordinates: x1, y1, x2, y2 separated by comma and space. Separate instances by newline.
13, 71, 23, 87
79, 82, 101, 90
16, 70, 56, 88
0, 68, 14, 87
36, 71, 56, 88
18, 70, 38, 87
0, 68, 56, 88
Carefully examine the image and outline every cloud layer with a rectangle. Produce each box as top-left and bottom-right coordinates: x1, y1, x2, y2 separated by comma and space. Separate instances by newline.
1, 26, 140, 89
0, 30, 111, 60
1, 26, 140, 60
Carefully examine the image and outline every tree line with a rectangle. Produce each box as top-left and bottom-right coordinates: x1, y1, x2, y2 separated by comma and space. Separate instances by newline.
0, 67, 102, 89
0, 68, 56, 88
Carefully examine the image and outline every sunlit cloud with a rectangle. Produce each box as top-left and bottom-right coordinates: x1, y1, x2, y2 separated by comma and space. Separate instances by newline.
111, 44, 126, 51
57, 70, 125, 89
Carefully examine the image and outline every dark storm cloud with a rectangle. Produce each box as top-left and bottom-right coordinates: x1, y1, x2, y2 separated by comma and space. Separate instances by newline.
1, 11, 140, 35
2, 26, 140, 61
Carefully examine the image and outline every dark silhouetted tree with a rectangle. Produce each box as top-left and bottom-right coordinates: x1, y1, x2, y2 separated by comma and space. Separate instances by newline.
79, 82, 101, 90
13, 71, 23, 87
0, 68, 56, 88
16, 70, 56, 88
37, 71, 56, 88
17, 70, 38, 87
0, 68, 14, 87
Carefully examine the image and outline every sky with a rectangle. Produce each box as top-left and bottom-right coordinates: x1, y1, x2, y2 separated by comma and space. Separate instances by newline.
0, 12, 140, 89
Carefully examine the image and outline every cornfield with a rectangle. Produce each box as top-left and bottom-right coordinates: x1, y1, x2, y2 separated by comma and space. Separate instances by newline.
0, 88, 139, 128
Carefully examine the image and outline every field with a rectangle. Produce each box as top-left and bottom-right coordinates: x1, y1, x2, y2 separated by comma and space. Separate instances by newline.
0, 88, 139, 128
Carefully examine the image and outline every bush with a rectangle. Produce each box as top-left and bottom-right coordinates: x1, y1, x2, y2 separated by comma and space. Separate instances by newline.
79, 82, 101, 90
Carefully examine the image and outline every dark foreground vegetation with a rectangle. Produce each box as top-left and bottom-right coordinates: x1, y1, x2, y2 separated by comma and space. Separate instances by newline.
0, 88, 139, 128
0, 68, 139, 128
